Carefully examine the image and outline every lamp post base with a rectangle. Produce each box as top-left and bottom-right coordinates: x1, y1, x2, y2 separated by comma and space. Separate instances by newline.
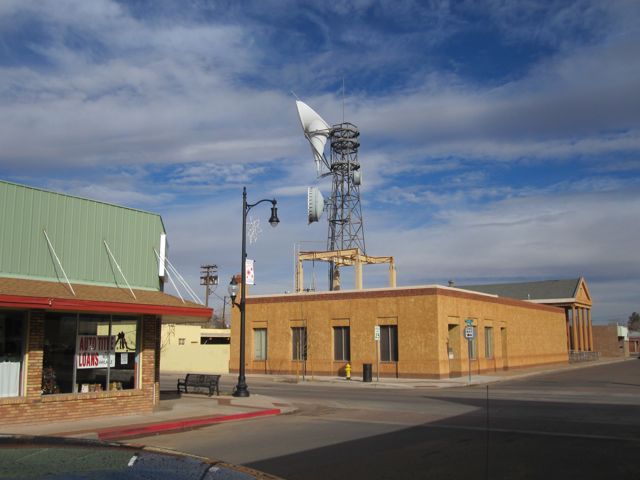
233, 384, 250, 397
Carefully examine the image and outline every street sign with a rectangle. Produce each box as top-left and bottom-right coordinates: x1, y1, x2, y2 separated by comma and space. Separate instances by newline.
374, 325, 380, 341
464, 326, 475, 340
464, 319, 473, 327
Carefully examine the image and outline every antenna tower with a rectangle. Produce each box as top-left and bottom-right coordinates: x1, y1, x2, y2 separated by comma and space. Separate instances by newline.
296, 99, 366, 290
326, 122, 365, 287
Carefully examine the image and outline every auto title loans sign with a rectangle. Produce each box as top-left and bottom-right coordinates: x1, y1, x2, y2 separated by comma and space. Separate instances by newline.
76, 335, 116, 369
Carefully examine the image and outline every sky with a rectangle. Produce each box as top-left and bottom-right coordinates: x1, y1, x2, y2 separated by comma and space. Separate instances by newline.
1, 0, 639, 324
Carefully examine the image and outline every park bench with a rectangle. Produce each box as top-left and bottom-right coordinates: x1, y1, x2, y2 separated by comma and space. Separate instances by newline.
176, 374, 220, 396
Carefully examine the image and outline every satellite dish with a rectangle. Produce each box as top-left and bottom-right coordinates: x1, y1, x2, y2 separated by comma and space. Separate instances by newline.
296, 101, 331, 175
353, 170, 362, 186
307, 187, 324, 224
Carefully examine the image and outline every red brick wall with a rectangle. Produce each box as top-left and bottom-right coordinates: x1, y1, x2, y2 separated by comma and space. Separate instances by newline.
0, 312, 160, 426
592, 325, 627, 357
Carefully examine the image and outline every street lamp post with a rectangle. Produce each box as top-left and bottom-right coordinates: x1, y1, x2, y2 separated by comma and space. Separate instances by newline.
228, 186, 279, 397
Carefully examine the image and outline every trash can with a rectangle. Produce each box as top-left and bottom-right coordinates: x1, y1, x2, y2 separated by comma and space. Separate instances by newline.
363, 363, 372, 382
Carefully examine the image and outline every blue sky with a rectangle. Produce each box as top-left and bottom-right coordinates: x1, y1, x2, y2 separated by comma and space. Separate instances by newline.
1, 0, 639, 323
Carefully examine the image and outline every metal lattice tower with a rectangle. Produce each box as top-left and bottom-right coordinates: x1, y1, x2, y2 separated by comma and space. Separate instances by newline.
295, 99, 368, 291
326, 122, 365, 288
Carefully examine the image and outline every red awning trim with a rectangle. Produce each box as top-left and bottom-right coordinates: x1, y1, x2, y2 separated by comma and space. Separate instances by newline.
0, 293, 212, 318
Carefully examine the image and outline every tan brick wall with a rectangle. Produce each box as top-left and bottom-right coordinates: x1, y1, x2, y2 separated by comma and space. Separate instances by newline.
25, 311, 44, 397
0, 314, 160, 426
436, 290, 568, 376
230, 287, 568, 379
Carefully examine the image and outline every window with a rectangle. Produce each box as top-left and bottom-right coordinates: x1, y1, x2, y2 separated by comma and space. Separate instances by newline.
254, 329, 267, 361
43, 313, 79, 394
485, 327, 494, 358
469, 326, 478, 360
178, 338, 186, 346
380, 325, 398, 362
333, 327, 350, 361
201, 337, 230, 345
0, 311, 25, 398
43, 313, 141, 394
292, 327, 307, 361
109, 316, 139, 391
75, 314, 112, 393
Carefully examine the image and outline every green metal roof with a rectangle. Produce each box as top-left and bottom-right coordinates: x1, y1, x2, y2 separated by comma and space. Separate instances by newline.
0, 180, 166, 290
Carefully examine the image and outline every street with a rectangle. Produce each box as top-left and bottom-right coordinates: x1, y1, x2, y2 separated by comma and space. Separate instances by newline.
141, 361, 639, 479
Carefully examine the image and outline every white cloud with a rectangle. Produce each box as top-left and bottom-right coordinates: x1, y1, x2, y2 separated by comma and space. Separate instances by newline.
365, 188, 640, 319
1, 0, 638, 324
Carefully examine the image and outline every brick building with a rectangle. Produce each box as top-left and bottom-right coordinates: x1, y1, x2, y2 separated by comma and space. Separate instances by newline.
592, 325, 629, 357
230, 284, 568, 379
463, 278, 593, 353
0, 180, 210, 426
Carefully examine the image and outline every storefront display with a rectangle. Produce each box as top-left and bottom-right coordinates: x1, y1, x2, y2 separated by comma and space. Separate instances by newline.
43, 313, 140, 394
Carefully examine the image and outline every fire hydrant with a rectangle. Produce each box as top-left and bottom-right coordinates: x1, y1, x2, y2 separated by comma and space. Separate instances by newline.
345, 363, 351, 380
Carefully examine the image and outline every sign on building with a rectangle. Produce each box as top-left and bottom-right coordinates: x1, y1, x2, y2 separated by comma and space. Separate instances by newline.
76, 335, 115, 369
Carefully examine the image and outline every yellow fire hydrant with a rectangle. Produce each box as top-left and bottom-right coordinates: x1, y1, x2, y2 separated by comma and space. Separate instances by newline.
345, 363, 351, 380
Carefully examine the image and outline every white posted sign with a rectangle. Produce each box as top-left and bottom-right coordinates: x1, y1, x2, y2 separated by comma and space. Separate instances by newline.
464, 326, 475, 340
374, 325, 381, 341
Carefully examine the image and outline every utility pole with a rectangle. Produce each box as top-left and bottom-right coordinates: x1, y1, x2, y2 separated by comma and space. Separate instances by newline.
222, 295, 228, 327
200, 264, 218, 308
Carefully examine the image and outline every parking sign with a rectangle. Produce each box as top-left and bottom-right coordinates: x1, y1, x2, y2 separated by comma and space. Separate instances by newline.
464, 326, 475, 340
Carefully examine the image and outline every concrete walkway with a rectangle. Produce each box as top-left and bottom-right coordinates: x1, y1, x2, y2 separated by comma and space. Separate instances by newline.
3, 393, 295, 441
3, 357, 630, 441
235, 356, 632, 389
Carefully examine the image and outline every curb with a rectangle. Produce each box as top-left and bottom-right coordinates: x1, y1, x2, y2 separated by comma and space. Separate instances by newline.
97, 408, 281, 441
262, 357, 633, 389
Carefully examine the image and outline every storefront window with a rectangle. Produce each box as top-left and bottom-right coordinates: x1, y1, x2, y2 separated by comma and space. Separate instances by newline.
0, 311, 25, 398
43, 313, 141, 395
76, 314, 112, 393
109, 316, 139, 390
43, 314, 77, 394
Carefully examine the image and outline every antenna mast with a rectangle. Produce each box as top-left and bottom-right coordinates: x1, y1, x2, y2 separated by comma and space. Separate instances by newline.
296, 97, 366, 290
326, 120, 365, 289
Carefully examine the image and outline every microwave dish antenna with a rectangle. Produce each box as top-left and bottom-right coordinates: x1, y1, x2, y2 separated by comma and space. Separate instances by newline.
296, 98, 366, 290
296, 100, 331, 176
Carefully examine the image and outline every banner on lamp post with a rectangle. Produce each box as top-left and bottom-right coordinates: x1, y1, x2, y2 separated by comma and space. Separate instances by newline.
245, 259, 255, 285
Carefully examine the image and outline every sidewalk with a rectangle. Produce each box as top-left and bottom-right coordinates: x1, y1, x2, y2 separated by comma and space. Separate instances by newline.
3, 357, 630, 442
247, 356, 633, 389
3, 393, 295, 441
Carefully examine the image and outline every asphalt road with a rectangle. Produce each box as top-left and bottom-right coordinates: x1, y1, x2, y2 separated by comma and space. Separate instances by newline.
144, 360, 640, 479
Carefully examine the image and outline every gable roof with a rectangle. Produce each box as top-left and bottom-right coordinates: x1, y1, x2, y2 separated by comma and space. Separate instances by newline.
461, 279, 582, 301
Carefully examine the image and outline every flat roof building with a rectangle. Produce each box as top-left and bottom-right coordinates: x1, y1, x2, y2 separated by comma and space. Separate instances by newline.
230, 284, 569, 379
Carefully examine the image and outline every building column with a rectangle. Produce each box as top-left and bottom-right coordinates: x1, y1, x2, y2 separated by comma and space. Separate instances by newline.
571, 306, 578, 351
581, 308, 588, 351
587, 309, 593, 351
576, 308, 584, 352
295, 259, 303, 293
355, 256, 363, 290
565, 309, 571, 352
26, 311, 45, 398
